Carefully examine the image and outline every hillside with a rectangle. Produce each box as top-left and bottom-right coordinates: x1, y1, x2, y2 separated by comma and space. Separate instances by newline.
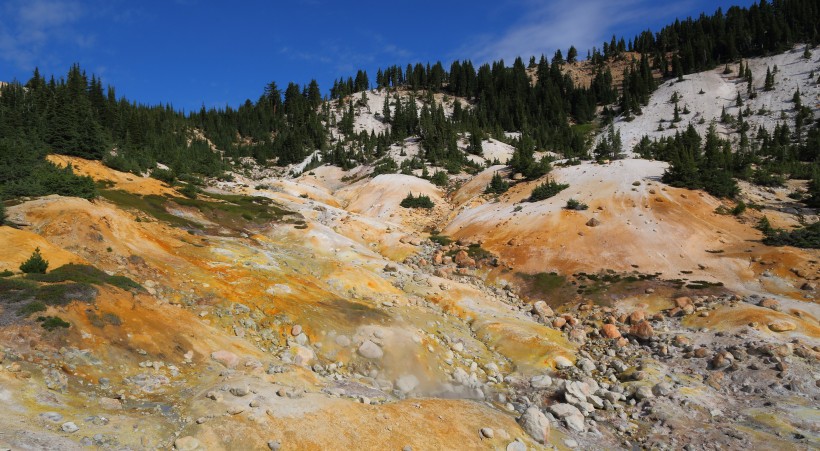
1, 4, 820, 448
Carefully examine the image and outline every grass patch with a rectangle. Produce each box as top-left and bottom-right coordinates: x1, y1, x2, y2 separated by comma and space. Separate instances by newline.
19, 301, 46, 316
87, 311, 122, 328
27, 264, 141, 291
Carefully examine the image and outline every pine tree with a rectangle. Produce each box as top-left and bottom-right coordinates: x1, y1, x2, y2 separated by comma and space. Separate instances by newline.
567, 46, 578, 63
485, 172, 509, 194
764, 67, 774, 91
20, 247, 49, 274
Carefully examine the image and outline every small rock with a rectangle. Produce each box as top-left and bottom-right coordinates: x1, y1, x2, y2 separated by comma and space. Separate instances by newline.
506, 441, 527, 451
634, 385, 654, 400
629, 321, 654, 340
674, 297, 692, 308
652, 382, 674, 396
230, 386, 250, 397
585, 217, 601, 227
174, 436, 200, 451
768, 321, 796, 332
480, 427, 494, 439
267, 440, 281, 450
291, 325, 302, 336
211, 350, 240, 368
601, 324, 621, 339
758, 298, 781, 311
61, 422, 79, 433
530, 374, 552, 389
40, 412, 63, 422
532, 301, 554, 318
554, 355, 573, 369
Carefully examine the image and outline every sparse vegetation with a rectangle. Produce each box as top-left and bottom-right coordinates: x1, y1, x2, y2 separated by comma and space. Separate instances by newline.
37, 315, 70, 331
400, 192, 434, 209
485, 172, 509, 194
565, 198, 589, 210
20, 248, 48, 274
528, 181, 568, 202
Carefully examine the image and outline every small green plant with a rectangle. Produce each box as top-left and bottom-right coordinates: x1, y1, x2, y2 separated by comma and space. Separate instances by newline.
400, 193, 434, 209
528, 181, 568, 202
20, 248, 49, 274
38, 316, 71, 331
0, 269, 13, 277
731, 201, 747, 216
565, 198, 589, 210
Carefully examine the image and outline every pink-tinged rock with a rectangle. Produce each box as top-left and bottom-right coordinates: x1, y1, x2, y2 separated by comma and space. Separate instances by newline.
601, 324, 621, 339
629, 321, 654, 340
211, 350, 240, 368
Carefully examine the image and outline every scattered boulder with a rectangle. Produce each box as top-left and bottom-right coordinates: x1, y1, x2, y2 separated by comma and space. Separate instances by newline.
291, 325, 302, 336
548, 403, 585, 432
530, 374, 552, 389
585, 217, 601, 227
211, 350, 240, 368
174, 436, 200, 451
518, 407, 550, 444
61, 422, 79, 433
531, 301, 554, 319
601, 324, 621, 339
758, 298, 781, 311
674, 297, 692, 309
768, 321, 796, 332
480, 427, 494, 439
358, 340, 384, 359
454, 250, 476, 268
629, 321, 654, 340
554, 355, 573, 369
628, 310, 646, 324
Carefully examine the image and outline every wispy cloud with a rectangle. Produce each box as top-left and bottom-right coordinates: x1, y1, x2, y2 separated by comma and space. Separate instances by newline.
463, 0, 695, 64
0, 0, 88, 70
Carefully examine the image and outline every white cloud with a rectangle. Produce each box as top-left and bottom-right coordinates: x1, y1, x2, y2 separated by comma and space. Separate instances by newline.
0, 0, 87, 70
465, 0, 695, 64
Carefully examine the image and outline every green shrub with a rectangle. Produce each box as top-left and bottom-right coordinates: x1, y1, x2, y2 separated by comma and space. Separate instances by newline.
0, 269, 12, 277
0, 202, 6, 225
178, 183, 199, 199
732, 201, 747, 216
430, 171, 448, 187
565, 198, 589, 210
20, 248, 48, 274
150, 168, 176, 185
400, 193, 434, 209
762, 221, 820, 249
28, 263, 141, 291
37, 316, 70, 331
528, 181, 568, 202
485, 172, 509, 194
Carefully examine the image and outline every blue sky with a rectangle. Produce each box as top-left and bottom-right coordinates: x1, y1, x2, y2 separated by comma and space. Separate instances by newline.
0, 0, 756, 112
